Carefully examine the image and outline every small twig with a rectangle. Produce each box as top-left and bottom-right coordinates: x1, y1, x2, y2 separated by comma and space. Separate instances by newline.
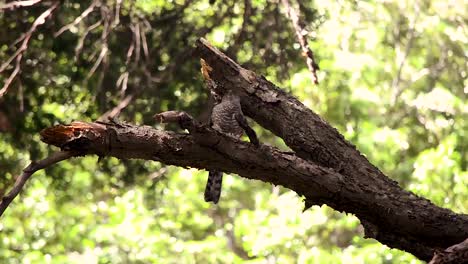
134, 22, 141, 64
226, 0, 252, 57
86, 4, 110, 83
153, 110, 197, 132
103, 1, 230, 119
141, 23, 149, 61
142, 67, 162, 83
410, 53, 446, 83
85, 44, 108, 81
390, 3, 420, 105
116, 71, 129, 96
96, 54, 109, 102
74, 20, 102, 60
0, 1, 59, 97
0, 56, 22, 97
99, 3, 111, 41
84, 4, 111, 89
18, 79, 24, 112
126, 24, 136, 65
0, 0, 42, 10
54, 0, 98, 37
113, 0, 122, 27
225, 220, 255, 260
0, 2, 59, 73
97, 94, 134, 121
281, 0, 319, 84
148, 167, 167, 181
0, 151, 76, 217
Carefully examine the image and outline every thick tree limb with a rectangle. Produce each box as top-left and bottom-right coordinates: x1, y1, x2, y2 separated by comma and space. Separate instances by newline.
193, 38, 468, 261
37, 118, 345, 214
0, 151, 76, 217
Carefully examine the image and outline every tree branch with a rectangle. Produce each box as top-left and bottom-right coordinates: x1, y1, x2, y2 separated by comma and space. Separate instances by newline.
390, 3, 421, 105
98, 94, 133, 121
0, 1, 59, 97
0, 151, 76, 217
0, 56, 22, 97
280, 0, 319, 84
54, 0, 98, 37
0, 0, 43, 10
193, 38, 468, 261
35, 119, 344, 212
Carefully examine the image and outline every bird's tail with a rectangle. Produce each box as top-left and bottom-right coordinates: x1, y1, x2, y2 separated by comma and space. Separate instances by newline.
204, 170, 223, 204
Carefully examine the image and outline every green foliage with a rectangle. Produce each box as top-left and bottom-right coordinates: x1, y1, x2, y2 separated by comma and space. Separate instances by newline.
0, 0, 465, 263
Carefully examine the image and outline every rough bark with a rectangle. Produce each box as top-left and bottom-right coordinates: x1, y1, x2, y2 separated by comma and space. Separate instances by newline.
39, 119, 344, 210
429, 238, 468, 264
28, 39, 468, 262
193, 39, 468, 261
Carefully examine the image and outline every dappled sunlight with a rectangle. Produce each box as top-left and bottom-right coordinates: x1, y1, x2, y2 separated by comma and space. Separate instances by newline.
0, 0, 465, 263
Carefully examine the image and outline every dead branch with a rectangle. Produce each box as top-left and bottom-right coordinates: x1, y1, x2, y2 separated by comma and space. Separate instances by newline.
0, 1, 59, 97
0, 151, 76, 217
54, 0, 98, 37
0, 0, 42, 10
75, 20, 102, 60
84, 4, 111, 85
390, 3, 421, 105
113, 0, 122, 27
85, 44, 108, 81
0, 2, 59, 72
103, 1, 234, 119
126, 32, 135, 65
194, 38, 468, 261
98, 94, 134, 121
0, 56, 22, 97
117, 71, 129, 96
141, 23, 149, 61
281, 0, 319, 84
226, 0, 252, 57
126, 20, 141, 65
134, 22, 141, 64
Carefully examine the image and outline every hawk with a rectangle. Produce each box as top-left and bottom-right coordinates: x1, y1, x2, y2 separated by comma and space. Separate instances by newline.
204, 90, 259, 204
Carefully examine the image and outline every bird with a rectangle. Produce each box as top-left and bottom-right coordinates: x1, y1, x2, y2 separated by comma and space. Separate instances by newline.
204, 90, 259, 204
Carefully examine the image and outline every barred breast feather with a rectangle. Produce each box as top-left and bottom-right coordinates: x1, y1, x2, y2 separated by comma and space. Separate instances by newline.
211, 99, 243, 138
